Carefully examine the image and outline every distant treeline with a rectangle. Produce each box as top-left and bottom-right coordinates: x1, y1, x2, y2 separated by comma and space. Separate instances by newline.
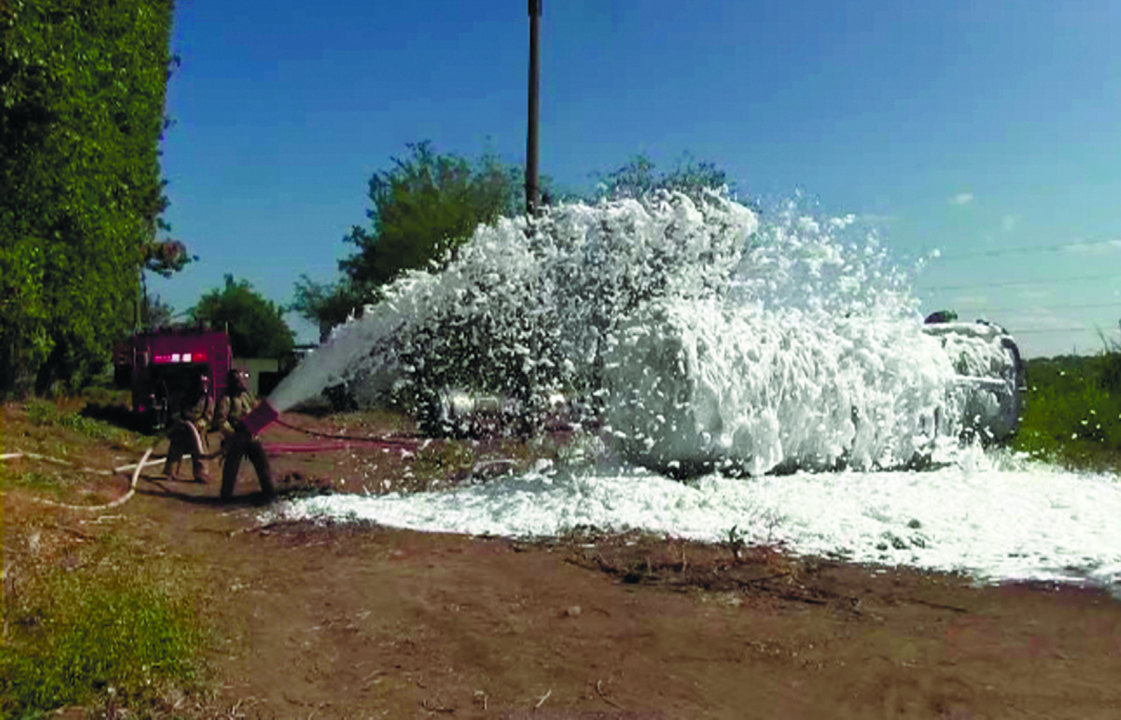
0, 0, 179, 396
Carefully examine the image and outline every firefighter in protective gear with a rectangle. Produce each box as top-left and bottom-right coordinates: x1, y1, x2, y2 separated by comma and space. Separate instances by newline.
214, 369, 275, 501
163, 372, 213, 483
214, 369, 256, 439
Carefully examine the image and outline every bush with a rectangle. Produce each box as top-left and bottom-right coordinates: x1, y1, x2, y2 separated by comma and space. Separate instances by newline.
1093, 334, 1121, 395
26, 401, 123, 442
1014, 351, 1121, 470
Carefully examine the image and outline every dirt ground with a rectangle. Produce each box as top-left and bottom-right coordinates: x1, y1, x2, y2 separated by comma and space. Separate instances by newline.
5, 406, 1121, 719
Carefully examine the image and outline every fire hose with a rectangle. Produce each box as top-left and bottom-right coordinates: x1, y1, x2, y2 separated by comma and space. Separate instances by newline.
0, 421, 214, 512
0, 449, 153, 512
0, 401, 418, 511
270, 417, 417, 446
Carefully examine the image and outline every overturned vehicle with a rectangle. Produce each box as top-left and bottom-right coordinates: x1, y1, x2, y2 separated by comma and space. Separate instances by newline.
419, 308, 1026, 479
268, 193, 1027, 479
600, 303, 1026, 478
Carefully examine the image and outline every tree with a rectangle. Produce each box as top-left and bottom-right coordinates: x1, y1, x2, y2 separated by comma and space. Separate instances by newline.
138, 237, 195, 328
191, 275, 295, 359
290, 275, 369, 343
0, 0, 180, 395
296, 145, 731, 344
140, 292, 174, 329
143, 238, 196, 278
339, 141, 523, 290
591, 152, 734, 203
294, 142, 525, 339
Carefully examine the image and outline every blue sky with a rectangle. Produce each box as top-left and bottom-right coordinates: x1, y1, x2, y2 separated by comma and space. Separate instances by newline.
151, 0, 1121, 357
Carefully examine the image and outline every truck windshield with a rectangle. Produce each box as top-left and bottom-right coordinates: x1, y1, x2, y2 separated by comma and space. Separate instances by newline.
149, 363, 211, 411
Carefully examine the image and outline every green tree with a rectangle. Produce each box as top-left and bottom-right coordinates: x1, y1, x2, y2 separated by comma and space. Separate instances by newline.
0, 0, 180, 395
591, 152, 734, 202
296, 146, 732, 344
290, 275, 368, 343
339, 141, 523, 289
191, 275, 295, 359
294, 142, 525, 339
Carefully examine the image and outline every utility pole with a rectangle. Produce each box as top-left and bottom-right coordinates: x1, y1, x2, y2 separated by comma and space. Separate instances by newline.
526, 0, 542, 215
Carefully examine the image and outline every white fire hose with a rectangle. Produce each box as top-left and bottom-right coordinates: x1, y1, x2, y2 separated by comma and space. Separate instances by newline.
0, 448, 153, 512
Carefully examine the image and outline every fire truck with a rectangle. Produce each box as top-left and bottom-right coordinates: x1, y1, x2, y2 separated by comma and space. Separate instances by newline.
113, 327, 234, 431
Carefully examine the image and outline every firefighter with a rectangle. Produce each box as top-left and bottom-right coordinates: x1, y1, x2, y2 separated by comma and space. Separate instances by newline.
163, 371, 214, 483
214, 368, 275, 501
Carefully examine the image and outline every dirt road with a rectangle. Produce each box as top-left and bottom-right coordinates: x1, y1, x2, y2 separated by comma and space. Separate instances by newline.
8, 407, 1121, 718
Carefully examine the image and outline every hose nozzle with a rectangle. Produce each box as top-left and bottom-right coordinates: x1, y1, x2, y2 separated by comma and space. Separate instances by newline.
241, 399, 279, 437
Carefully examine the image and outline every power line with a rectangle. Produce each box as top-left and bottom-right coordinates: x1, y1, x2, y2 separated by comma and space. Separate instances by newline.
944, 301, 1121, 315
930, 238, 1121, 262
924, 272, 1120, 292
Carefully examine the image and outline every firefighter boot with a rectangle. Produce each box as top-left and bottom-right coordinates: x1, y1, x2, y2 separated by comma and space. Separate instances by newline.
163, 458, 181, 482
192, 458, 212, 484
220, 441, 243, 501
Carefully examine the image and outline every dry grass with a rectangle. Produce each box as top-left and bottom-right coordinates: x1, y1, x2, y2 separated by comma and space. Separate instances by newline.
1, 403, 213, 719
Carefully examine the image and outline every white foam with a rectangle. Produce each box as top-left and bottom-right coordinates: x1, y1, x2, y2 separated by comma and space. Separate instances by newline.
266, 457, 1121, 593
603, 298, 963, 474
256, 190, 1109, 592
270, 191, 757, 411
269, 191, 1014, 472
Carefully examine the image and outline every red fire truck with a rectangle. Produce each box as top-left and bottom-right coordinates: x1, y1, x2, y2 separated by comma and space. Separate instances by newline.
113, 328, 235, 431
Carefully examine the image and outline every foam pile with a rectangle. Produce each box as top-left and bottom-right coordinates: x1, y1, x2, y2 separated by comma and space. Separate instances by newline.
604, 299, 960, 475
268, 190, 1015, 475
